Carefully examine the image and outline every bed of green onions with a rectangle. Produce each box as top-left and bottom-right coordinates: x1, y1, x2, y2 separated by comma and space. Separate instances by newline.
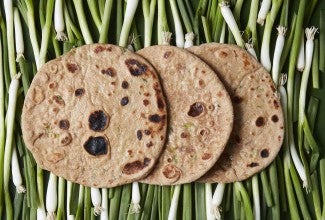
0, 0, 324, 219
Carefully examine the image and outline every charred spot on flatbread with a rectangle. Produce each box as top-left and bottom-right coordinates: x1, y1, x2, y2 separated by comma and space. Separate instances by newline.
60, 132, 72, 146
121, 81, 129, 89
271, 115, 279, 122
120, 97, 129, 106
162, 164, 181, 181
74, 88, 85, 96
66, 63, 79, 73
59, 120, 70, 130
260, 149, 269, 158
101, 67, 116, 77
83, 136, 108, 156
255, 117, 265, 127
122, 158, 151, 175
188, 102, 205, 117
88, 110, 109, 132
125, 59, 148, 76
148, 114, 164, 123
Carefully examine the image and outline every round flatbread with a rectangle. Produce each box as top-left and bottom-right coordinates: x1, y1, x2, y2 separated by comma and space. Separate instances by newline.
21, 44, 168, 188
188, 43, 284, 183
137, 45, 233, 185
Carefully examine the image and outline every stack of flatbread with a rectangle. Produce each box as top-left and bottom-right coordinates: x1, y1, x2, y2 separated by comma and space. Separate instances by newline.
21, 43, 284, 187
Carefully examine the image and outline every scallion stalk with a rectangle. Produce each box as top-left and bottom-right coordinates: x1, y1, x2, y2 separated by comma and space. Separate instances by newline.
72, 0, 93, 44
158, 0, 169, 45
296, 35, 305, 72
260, 0, 284, 72
272, 26, 287, 86
14, 8, 24, 61
169, 0, 185, 47
245, 42, 258, 59
0, 30, 5, 217
54, 0, 67, 41
3, 73, 21, 219
130, 182, 141, 214
46, 173, 58, 220
119, 0, 139, 47
312, 39, 319, 89
142, 0, 157, 47
86, 0, 101, 31
212, 183, 226, 220
4, 0, 17, 78
219, 1, 244, 48
100, 188, 108, 220
244, 0, 259, 50
205, 183, 214, 220
252, 175, 260, 220
168, 185, 181, 220
98, 0, 113, 43
11, 146, 26, 194
257, 0, 271, 25
90, 187, 102, 216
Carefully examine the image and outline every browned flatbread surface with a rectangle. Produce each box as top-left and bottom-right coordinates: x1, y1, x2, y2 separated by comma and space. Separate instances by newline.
188, 43, 284, 183
138, 45, 233, 185
21, 44, 168, 188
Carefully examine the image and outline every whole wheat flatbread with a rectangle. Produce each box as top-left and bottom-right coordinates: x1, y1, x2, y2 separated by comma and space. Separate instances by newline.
137, 45, 233, 185
188, 43, 284, 182
21, 44, 168, 188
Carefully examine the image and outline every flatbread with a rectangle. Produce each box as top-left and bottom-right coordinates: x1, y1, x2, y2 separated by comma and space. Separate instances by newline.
137, 45, 233, 185
21, 44, 168, 188
188, 43, 284, 182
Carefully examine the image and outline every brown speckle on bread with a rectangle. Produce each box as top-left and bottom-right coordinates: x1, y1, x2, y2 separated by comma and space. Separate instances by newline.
83, 136, 109, 156
122, 158, 151, 175
125, 59, 148, 76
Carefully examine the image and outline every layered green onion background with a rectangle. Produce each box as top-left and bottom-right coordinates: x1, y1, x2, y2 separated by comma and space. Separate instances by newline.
0, 0, 325, 219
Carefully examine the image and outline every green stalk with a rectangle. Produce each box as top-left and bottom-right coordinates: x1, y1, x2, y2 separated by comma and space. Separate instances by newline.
119, 184, 131, 219
209, 0, 218, 34
56, 177, 65, 220
320, 159, 325, 218
109, 186, 122, 220
260, 170, 273, 207
75, 185, 84, 219
276, 156, 287, 212
233, 184, 240, 220
194, 183, 206, 219
244, 0, 259, 52
269, 162, 280, 220
72, 0, 94, 44
182, 183, 192, 220
201, 16, 212, 43
0, 29, 5, 217
193, 0, 209, 45
84, 187, 91, 220
115, 0, 123, 44
14, 191, 24, 220
157, 0, 169, 45
184, 0, 194, 25
279, 0, 289, 26
212, 5, 223, 43
161, 186, 171, 220
177, 0, 193, 33
310, 172, 321, 220
319, 11, 325, 72
87, 0, 102, 31
0, 16, 10, 92
289, 164, 312, 220
142, 0, 157, 47
119, 0, 140, 47
235, 182, 253, 220
39, 0, 55, 66
312, 39, 319, 89
233, 0, 244, 23
3, 73, 21, 219
4, 0, 17, 78
98, 0, 113, 43
140, 185, 155, 220
150, 186, 158, 220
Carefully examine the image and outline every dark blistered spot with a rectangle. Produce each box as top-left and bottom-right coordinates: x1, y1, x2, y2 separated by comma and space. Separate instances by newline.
271, 114, 279, 122
188, 102, 204, 117
101, 67, 116, 77
143, 99, 150, 106
89, 110, 108, 132
280, 126, 284, 129
260, 149, 269, 158
271, 85, 276, 92
75, 88, 85, 96
200, 129, 207, 136
121, 81, 129, 89
59, 120, 70, 130
53, 95, 65, 105
247, 162, 259, 167
157, 98, 164, 109
144, 130, 151, 135
148, 114, 163, 123
160, 136, 164, 140
180, 132, 189, 138
111, 82, 116, 85
278, 135, 282, 141
60, 132, 72, 146
250, 88, 255, 91
233, 96, 243, 104
66, 63, 78, 73
122, 158, 151, 175
164, 51, 172, 58
234, 135, 241, 143
255, 117, 265, 127
199, 79, 205, 87
243, 57, 250, 67
127, 150, 133, 156
83, 136, 108, 156
49, 82, 57, 89
273, 100, 280, 109
121, 97, 129, 106
162, 164, 181, 180
220, 51, 228, 57
208, 105, 215, 111
137, 130, 142, 140
202, 153, 212, 160
144, 92, 150, 97
146, 142, 153, 148
125, 59, 148, 76
94, 45, 112, 53
167, 158, 172, 162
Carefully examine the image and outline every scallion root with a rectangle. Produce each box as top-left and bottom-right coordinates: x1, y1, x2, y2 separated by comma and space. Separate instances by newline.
130, 182, 141, 214
162, 31, 172, 45
272, 26, 287, 86
91, 187, 102, 216
257, 0, 271, 25
212, 183, 226, 220
184, 32, 195, 48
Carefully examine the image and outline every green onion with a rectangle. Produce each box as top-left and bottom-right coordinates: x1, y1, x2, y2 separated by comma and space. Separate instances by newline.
100, 188, 108, 220
56, 177, 65, 220
312, 39, 319, 89
46, 173, 58, 219
3, 73, 21, 219
252, 175, 260, 220
75, 185, 84, 219
257, 0, 271, 25
319, 10, 325, 72
244, 0, 259, 50
72, 0, 93, 44
158, 0, 169, 45
234, 182, 253, 220
205, 183, 214, 220
130, 182, 141, 214
168, 185, 181, 220
119, 0, 139, 47
296, 35, 305, 72
54, 0, 67, 41
86, 0, 101, 31
272, 26, 287, 86
91, 187, 102, 216
142, 0, 157, 47
14, 8, 24, 61
260, 171, 273, 207
11, 146, 26, 194
212, 183, 226, 219
219, 1, 244, 48
184, 32, 195, 48
182, 183, 192, 220
202, 16, 212, 43
169, 0, 185, 47
98, 0, 113, 43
